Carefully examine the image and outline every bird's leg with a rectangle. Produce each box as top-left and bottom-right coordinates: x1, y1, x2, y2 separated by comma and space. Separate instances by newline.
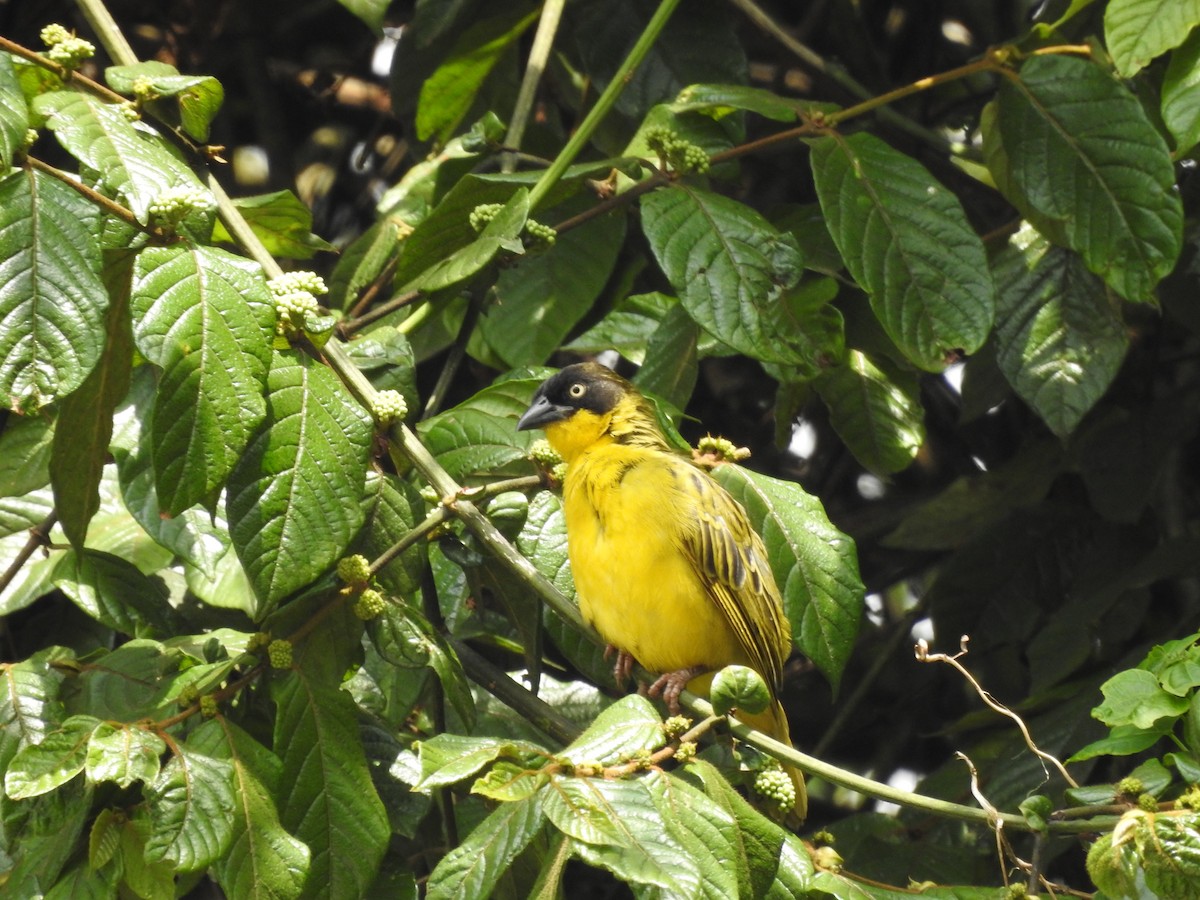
646, 666, 706, 715
604, 645, 636, 689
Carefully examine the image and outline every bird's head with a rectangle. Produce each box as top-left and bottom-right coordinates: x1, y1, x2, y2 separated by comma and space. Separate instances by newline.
517, 362, 662, 462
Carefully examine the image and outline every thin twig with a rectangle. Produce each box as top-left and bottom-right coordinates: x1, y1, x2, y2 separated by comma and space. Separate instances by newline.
503, 0, 566, 172
0, 512, 57, 600
27, 156, 154, 233
341, 288, 423, 336
0, 34, 127, 104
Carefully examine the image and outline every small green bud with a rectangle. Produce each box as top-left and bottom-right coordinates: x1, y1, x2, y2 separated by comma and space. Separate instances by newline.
1178, 785, 1200, 811
550, 462, 568, 483
812, 846, 843, 872
529, 438, 563, 468
45, 36, 96, 68
199, 694, 219, 718
267, 639, 293, 669
628, 748, 653, 771
147, 186, 215, 230
469, 202, 504, 232
673, 741, 696, 762
268, 271, 328, 297
131, 76, 158, 100
419, 485, 441, 505
1116, 776, 1145, 798
337, 554, 372, 586
177, 685, 199, 707
696, 434, 750, 462
371, 389, 408, 426
353, 588, 386, 620
753, 766, 796, 814
1137, 792, 1159, 812
523, 218, 557, 249
663, 715, 692, 739
246, 631, 271, 653
40, 24, 72, 46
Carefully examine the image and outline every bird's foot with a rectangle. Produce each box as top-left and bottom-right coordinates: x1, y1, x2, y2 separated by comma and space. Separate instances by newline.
604, 645, 636, 689
646, 666, 706, 715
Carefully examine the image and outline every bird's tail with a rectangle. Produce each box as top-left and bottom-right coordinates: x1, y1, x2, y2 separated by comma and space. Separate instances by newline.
738, 700, 807, 823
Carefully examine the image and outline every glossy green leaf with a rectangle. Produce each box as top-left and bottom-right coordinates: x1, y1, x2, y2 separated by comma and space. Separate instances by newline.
227, 350, 372, 606
559, 695, 663, 766
132, 244, 273, 515
414, 188, 529, 293
52, 549, 173, 635
105, 61, 225, 141
634, 304, 699, 411
32, 90, 205, 222
810, 132, 994, 370
50, 252, 133, 547
480, 198, 626, 366
0, 167, 104, 411
0, 414, 53, 497
192, 718, 310, 900
44, 860, 118, 900
426, 794, 545, 900
641, 185, 813, 366
1105, 0, 1200, 77
814, 349, 924, 475
995, 54, 1182, 301
85, 721, 165, 788
1, 776, 92, 895
73, 639, 181, 722
1068, 722, 1173, 762
144, 743, 236, 871
645, 770, 741, 900
713, 465, 864, 692
210, 190, 335, 259
0, 649, 67, 746
355, 472, 424, 598
565, 293, 675, 364
992, 224, 1129, 438
328, 216, 405, 311
1163, 30, 1200, 154
415, 733, 546, 790
672, 83, 821, 122
5, 714, 99, 799
0, 52, 28, 169
417, 373, 545, 480
273, 621, 389, 900
1094, 668, 1190, 728
416, 7, 538, 142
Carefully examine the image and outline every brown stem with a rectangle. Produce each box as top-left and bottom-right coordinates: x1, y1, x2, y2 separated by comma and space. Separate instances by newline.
0, 511, 57, 599
0, 35, 127, 104
340, 288, 424, 337
27, 156, 157, 234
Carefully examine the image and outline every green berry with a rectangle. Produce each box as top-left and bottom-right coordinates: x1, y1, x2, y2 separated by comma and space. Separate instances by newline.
246, 631, 271, 653
1137, 792, 1159, 812
371, 390, 408, 426
469, 203, 504, 232
550, 462, 568, 483
118, 101, 141, 122
529, 439, 563, 468
267, 639, 293, 669
753, 766, 797, 813
337, 554, 372, 586
148, 186, 215, 229
419, 485, 440, 505
674, 741, 696, 762
1179, 786, 1200, 811
268, 271, 328, 297
353, 588, 386, 620
199, 694, 218, 718
663, 715, 692, 739
177, 685, 199, 707
21, 129, 38, 151
45, 36, 96, 68
1116, 776, 1145, 797
131, 76, 157, 100
523, 219, 557, 249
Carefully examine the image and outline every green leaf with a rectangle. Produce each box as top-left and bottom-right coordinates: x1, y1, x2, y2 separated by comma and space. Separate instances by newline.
105, 61, 225, 141
992, 224, 1129, 438
426, 794, 545, 900
416, 7, 539, 142
0, 649, 67, 746
5, 714, 99, 799
144, 743, 236, 871
44, 861, 118, 900
713, 465, 864, 692
50, 252, 133, 547
810, 132, 994, 370
119, 811, 175, 900
646, 771, 741, 900
673, 83, 822, 122
0, 167, 105, 411
74, 639, 181, 721
0, 52, 28, 169
1105, 0, 1200, 77
336, 0, 389, 32
814, 349, 924, 475
0, 413, 54, 497
85, 722, 166, 788
32, 90, 205, 222
228, 350, 373, 606
52, 549, 172, 635
192, 718, 310, 900
641, 184, 815, 366
210, 190, 336, 259
479, 198, 627, 366
1093, 669, 1190, 728
328, 216, 405, 311
415, 733, 546, 790
995, 55, 1182, 301
273, 621, 389, 900
1143, 812, 1200, 897
2, 777, 92, 895
354, 472, 424, 598
1068, 722, 1173, 762
1163, 30, 1200, 154
414, 188, 530, 293
559, 695, 664, 766
634, 304, 699, 412
417, 373, 545, 480
132, 244, 273, 515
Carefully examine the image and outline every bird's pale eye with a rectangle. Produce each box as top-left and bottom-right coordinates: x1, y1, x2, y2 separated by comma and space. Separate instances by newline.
568, 383, 586, 398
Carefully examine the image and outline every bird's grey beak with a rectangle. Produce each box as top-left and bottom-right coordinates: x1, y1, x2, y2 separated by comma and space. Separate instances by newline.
517, 394, 568, 431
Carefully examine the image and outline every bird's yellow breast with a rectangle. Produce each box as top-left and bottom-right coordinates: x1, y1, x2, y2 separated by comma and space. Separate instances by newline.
562, 444, 748, 674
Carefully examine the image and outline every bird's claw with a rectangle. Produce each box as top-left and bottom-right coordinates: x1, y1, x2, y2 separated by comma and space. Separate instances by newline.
646, 666, 705, 715
605, 645, 636, 689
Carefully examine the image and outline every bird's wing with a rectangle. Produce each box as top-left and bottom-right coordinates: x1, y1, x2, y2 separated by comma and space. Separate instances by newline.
674, 461, 791, 694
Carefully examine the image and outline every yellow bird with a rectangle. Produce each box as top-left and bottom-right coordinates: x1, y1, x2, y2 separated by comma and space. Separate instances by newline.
518, 362, 806, 821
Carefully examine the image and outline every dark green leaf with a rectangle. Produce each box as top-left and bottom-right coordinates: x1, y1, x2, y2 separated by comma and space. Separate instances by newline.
810, 132, 994, 370
992, 224, 1128, 438
132, 244, 273, 515
336, 0, 389, 32
273, 620, 389, 900
44, 860, 118, 900
1163, 30, 1200, 154
995, 55, 1182, 301
328, 216, 405, 311
646, 771, 741, 900
2, 778, 92, 897
32, 90, 205, 222
50, 252, 133, 547
814, 349, 924, 475
5, 714, 99, 798
426, 794, 545, 900
0, 52, 28, 169
73, 639, 181, 721
105, 61, 225, 141
144, 743, 236, 871
355, 472, 425, 598
227, 350, 373, 606
1068, 722, 1173, 762
1105, 0, 1200, 77
193, 718, 311, 900
713, 465, 864, 691
641, 184, 812, 366
0, 168, 104, 411
414, 188, 530, 293
0, 413, 53, 497
416, 7, 539, 142
210, 190, 335, 259
52, 549, 172, 635
85, 721, 165, 788
672, 83, 822, 122
634, 304, 699, 411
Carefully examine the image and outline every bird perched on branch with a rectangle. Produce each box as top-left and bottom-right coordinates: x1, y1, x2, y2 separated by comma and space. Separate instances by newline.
517, 362, 806, 821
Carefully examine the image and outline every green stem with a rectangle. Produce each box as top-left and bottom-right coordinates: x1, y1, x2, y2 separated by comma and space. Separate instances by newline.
503, 0, 567, 172
526, 0, 683, 210
75, 0, 137, 65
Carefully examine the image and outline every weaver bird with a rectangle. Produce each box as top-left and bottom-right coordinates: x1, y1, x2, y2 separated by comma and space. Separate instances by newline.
517, 362, 806, 820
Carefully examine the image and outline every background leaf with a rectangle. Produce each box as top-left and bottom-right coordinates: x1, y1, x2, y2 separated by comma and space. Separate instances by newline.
1104, 0, 1200, 76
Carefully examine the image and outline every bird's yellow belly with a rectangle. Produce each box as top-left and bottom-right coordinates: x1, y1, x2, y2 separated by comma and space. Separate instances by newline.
566, 463, 746, 674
